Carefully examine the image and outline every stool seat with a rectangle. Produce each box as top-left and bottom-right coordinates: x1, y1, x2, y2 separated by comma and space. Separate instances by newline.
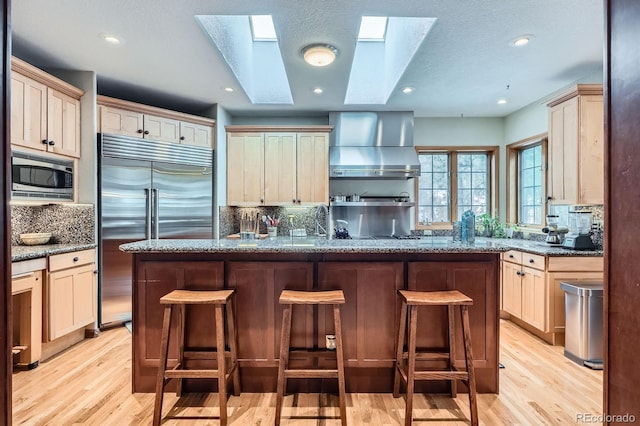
399, 289, 473, 306
279, 289, 345, 305
160, 289, 234, 305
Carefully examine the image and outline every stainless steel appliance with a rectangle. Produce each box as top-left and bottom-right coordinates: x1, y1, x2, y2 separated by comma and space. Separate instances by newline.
98, 133, 214, 327
328, 111, 421, 179
562, 211, 595, 250
329, 196, 414, 238
11, 150, 74, 201
560, 281, 603, 369
542, 214, 569, 245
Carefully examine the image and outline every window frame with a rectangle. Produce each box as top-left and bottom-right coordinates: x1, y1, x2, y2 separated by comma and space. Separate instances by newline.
414, 146, 499, 230
506, 134, 548, 230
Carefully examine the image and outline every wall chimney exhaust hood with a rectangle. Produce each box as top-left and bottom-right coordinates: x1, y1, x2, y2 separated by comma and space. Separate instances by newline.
329, 111, 420, 179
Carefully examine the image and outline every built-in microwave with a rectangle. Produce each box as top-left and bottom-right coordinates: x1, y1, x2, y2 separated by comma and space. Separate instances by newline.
11, 150, 74, 201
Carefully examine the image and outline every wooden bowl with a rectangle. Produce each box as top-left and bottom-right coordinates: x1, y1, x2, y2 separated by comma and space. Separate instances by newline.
19, 232, 52, 246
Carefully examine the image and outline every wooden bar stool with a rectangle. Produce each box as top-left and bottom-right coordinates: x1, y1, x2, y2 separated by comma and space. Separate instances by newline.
393, 289, 478, 426
275, 289, 347, 426
153, 289, 240, 426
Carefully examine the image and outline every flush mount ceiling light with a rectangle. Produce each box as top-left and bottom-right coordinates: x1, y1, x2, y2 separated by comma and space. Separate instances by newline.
223, 87, 235, 92
99, 33, 124, 45
401, 86, 415, 94
511, 34, 534, 47
302, 44, 338, 67
313, 87, 324, 94
497, 99, 507, 104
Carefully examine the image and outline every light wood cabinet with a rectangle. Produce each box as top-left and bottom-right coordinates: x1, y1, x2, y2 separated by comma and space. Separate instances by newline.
46, 249, 96, 341
97, 96, 214, 148
547, 84, 604, 205
501, 249, 603, 344
226, 126, 331, 206
11, 57, 83, 158
11, 261, 45, 368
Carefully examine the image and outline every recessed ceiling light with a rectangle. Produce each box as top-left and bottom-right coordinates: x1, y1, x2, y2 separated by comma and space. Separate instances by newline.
302, 44, 338, 67
224, 87, 234, 92
313, 87, 323, 94
99, 33, 123, 45
497, 99, 507, 105
512, 34, 534, 47
402, 86, 415, 94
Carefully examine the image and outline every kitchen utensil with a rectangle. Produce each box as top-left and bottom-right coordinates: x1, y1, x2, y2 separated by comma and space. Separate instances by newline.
350, 191, 367, 202
394, 191, 410, 202
19, 232, 52, 246
542, 214, 568, 245
334, 219, 350, 239
332, 194, 347, 202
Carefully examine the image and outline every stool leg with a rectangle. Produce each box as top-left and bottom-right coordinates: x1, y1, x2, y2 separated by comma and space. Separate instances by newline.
447, 304, 457, 398
215, 305, 228, 426
405, 305, 418, 426
176, 304, 185, 397
393, 300, 408, 398
275, 304, 293, 426
333, 304, 347, 426
460, 305, 478, 426
225, 297, 241, 396
153, 305, 173, 426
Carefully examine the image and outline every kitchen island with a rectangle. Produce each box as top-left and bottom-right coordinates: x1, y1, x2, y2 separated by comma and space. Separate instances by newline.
121, 237, 510, 394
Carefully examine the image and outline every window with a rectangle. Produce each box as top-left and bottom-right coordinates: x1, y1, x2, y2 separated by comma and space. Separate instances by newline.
519, 144, 543, 225
416, 148, 496, 227
506, 136, 547, 228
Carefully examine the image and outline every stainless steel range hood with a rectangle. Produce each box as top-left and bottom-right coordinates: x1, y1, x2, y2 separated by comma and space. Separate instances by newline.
329, 111, 420, 179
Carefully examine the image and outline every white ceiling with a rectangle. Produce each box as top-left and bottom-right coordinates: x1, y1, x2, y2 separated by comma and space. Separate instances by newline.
11, 0, 604, 118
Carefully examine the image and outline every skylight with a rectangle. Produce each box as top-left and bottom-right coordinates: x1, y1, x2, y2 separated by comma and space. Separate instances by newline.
345, 16, 436, 105
250, 15, 277, 41
358, 16, 388, 41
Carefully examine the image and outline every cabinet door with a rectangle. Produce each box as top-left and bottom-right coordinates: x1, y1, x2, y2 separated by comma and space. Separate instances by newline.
501, 261, 522, 318
296, 133, 329, 204
578, 95, 604, 204
100, 106, 144, 137
48, 263, 95, 340
520, 266, 546, 331
227, 133, 265, 205
548, 98, 578, 204
144, 114, 181, 143
264, 133, 296, 205
227, 262, 313, 366
180, 122, 212, 147
11, 73, 47, 151
317, 262, 403, 368
47, 88, 81, 158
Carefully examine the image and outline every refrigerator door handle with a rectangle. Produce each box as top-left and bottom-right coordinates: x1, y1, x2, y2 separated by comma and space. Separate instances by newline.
145, 188, 152, 240
153, 188, 160, 240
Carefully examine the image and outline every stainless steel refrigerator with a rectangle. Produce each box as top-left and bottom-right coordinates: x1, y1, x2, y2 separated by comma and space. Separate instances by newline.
98, 133, 214, 327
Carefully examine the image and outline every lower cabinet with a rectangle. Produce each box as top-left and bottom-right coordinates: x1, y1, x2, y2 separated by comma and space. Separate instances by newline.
46, 249, 97, 341
317, 262, 403, 368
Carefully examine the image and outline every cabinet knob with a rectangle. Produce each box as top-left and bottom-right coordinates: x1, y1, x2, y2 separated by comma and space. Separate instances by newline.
509, 254, 514, 258
260, 198, 264, 204
516, 271, 522, 276
529, 258, 535, 263
137, 129, 143, 134
292, 198, 296, 204
48, 140, 55, 146
73, 256, 79, 262
41, 139, 48, 145
180, 136, 185, 141
144, 130, 150, 135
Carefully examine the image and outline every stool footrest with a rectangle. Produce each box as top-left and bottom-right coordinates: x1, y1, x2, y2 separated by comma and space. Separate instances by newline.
414, 371, 469, 381
400, 352, 451, 362
183, 350, 231, 360
165, 369, 221, 379
284, 369, 338, 379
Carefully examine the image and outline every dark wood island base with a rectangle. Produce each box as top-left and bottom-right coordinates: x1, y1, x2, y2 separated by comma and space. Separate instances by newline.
125, 245, 501, 395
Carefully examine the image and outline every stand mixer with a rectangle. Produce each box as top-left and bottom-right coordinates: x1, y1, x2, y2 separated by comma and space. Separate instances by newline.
542, 215, 569, 245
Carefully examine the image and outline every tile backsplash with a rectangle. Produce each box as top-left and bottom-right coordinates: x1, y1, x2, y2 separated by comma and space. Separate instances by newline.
220, 206, 321, 237
11, 204, 95, 245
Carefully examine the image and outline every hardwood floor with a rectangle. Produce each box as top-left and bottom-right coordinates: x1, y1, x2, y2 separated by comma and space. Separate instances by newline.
12, 320, 602, 425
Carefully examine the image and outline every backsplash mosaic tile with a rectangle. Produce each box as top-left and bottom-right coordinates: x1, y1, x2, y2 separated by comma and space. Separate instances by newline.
11, 204, 95, 245
220, 206, 322, 237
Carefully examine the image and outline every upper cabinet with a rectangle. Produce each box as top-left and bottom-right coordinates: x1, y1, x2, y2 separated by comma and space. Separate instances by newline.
226, 126, 332, 206
547, 84, 604, 205
11, 57, 84, 158
97, 96, 215, 148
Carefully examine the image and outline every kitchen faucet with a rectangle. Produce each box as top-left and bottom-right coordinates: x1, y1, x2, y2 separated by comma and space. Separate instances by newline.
314, 204, 329, 238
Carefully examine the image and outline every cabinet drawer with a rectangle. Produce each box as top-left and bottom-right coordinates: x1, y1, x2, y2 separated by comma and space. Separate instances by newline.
49, 249, 96, 272
547, 256, 603, 272
521, 253, 546, 271
502, 250, 522, 264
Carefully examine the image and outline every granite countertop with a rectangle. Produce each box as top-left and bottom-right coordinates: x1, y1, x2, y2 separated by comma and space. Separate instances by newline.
119, 236, 603, 256
12, 243, 97, 262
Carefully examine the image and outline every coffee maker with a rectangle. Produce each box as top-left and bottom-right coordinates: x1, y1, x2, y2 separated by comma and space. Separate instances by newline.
562, 211, 595, 250
542, 214, 569, 245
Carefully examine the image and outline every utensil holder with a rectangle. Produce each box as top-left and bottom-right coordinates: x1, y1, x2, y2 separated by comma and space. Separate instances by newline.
267, 227, 278, 237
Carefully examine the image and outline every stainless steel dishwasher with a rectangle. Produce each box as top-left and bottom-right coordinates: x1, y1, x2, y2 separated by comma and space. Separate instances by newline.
560, 281, 604, 369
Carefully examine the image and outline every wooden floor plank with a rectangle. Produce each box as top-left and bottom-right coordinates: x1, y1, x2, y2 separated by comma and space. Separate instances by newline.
12, 320, 602, 425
